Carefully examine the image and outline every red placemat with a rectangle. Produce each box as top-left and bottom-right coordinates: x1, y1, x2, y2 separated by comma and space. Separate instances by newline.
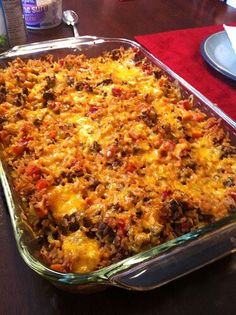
135, 25, 236, 121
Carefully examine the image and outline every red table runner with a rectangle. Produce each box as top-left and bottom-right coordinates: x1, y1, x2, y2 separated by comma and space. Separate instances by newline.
135, 25, 236, 121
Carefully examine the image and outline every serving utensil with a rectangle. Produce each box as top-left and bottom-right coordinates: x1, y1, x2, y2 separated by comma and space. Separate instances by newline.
62, 10, 80, 37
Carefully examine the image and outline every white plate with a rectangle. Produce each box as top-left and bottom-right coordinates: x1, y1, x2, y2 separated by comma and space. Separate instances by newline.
200, 30, 236, 81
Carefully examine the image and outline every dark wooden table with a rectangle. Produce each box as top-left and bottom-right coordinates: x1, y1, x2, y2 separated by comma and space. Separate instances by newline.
1, 1, 236, 314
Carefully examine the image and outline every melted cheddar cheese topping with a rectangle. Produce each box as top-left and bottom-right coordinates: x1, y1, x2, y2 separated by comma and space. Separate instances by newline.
0, 48, 235, 273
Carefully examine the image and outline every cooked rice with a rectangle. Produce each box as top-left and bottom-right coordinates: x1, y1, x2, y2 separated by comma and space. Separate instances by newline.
0, 47, 235, 273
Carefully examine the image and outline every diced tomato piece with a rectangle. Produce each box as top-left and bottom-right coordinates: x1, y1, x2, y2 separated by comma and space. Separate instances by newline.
0, 130, 9, 142
162, 190, 172, 200
59, 59, 65, 66
125, 161, 137, 173
35, 179, 49, 190
117, 218, 126, 230
19, 135, 33, 147
183, 111, 205, 122
49, 130, 57, 139
179, 100, 192, 110
117, 218, 127, 236
161, 140, 176, 152
89, 105, 99, 113
12, 144, 25, 156
132, 47, 139, 53
192, 112, 205, 122
85, 197, 94, 206
112, 88, 122, 97
25, 165, 41, 177
19, 124, 31, 136
158, 78, 166, 87
142, 64, 153, 75
50, 264, 64, 272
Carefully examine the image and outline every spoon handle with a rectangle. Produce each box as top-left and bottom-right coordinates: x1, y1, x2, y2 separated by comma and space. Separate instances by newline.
73, 25, 80, 37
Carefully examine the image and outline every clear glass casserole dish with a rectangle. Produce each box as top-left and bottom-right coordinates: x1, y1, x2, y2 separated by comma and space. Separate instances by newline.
0, 36, 235, 293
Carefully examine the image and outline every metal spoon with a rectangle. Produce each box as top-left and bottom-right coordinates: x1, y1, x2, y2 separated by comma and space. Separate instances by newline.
62, 10, 80, 38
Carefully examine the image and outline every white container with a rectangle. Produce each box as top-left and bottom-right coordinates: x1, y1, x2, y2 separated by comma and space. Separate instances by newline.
22, 0, 62, 30
1, 0, 27, 47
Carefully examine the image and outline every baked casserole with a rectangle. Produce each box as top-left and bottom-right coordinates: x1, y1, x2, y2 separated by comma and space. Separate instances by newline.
0, 47, 235, 274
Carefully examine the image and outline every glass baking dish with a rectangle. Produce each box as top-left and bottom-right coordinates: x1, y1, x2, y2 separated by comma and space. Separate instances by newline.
0, 36, 236, 293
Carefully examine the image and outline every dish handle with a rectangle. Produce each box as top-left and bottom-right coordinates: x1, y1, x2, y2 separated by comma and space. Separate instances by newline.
109, 222, 236, 291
